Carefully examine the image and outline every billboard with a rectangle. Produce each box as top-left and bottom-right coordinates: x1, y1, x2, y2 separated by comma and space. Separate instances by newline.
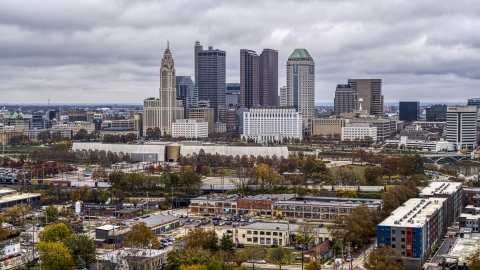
131, 153, 158, 162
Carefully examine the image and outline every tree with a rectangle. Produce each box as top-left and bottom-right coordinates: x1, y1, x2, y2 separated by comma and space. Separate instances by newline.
466, 247, 480, 270
123, 222, 161, 249
219, 233, 235, 253
205, 230, 219, 253
166, 248, 211, 270
364, 244, 405, 270
363, 166, 383, 185
381, 156, 398, 179
92, 169, 109, 182
269, 247, 289, 269
69, 234, 96, 265
36, 241, 76, 270
327, 205, 379, 249
0, 214, 11, 241
44, 205, 59, 223
295, 223, 317, 269
39, 223, 72, 243
3, 203, 31, 225
305, 261, 322, 270
333, 165, 361, 186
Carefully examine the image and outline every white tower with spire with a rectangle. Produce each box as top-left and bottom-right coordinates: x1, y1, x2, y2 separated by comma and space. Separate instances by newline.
143, 43, 184, 136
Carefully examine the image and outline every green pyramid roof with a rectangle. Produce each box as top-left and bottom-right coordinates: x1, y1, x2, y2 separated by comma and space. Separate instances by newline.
288, 49, 312, 60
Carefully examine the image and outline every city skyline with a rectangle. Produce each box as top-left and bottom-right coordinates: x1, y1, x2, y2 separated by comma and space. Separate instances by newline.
1, 0, 480, 103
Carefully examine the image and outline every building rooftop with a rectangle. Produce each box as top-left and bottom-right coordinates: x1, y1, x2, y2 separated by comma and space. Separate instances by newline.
96, 225, 120, 231
379, 198, 447, 227
275, 200, 380, 208
240, 222, 329, 234
124, 214, 177, 228
418, 182, 463, 196
448, 232, 480, 264
0, 190, 40, 204
241, 194, 296, 201
96, 248, 167, 262
459, 213, 480, 220
288, 49, 312, 60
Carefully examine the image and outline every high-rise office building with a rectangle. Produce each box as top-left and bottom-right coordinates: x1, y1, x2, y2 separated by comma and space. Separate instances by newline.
467, 97, 480, 108
240, 49, 259, 108
143, 45, 184, 136
279, 86, 287, 107
467, 97, 480, 122
347, 79, 384, 116
240, 49, 278, 108
446, 105, 477, 150
334, 84, 357, 115
226, 83, 240, 106
259, 49, 279, 106
194, 41, 226, 119
176, 76, 198, 118
399, 101, 420, 122
286, 49, 315, 119
426, 104, 447, 122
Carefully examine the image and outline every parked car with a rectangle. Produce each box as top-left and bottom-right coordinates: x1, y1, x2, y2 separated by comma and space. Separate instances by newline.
236, 243, 245, 248
257, 260, 266, 264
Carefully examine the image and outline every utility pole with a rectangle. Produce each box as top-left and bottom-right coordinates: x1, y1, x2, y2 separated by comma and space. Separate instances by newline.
171, 187, 174, 215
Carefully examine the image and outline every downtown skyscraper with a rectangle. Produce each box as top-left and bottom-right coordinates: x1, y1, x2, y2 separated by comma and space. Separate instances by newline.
347, 79, 384, 116
194, 41, 226, 119
240, 49, 278, 108
143, 44, 184, 135
285, 48, 315, 119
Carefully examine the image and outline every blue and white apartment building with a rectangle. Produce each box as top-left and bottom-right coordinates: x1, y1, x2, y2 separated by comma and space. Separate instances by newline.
377, 198, 448, 270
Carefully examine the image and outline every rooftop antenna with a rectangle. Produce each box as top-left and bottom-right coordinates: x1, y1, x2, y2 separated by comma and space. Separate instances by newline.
167, 41, 169, 49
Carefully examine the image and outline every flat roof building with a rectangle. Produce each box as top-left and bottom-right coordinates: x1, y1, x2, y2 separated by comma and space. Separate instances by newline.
0, 189, 41, 211
418, 182, 463, 226
377, 198, 448, 270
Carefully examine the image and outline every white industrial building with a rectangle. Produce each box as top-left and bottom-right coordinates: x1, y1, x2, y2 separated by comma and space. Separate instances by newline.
341, 123, 377, 141
446, 106, 477, 150
385, 136, 455, 152
72, 142, 289, 162
172, 119, 208, 138
241, 106, 302, 142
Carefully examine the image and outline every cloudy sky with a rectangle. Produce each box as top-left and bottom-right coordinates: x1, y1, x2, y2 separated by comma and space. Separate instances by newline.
1, 0, 479, 104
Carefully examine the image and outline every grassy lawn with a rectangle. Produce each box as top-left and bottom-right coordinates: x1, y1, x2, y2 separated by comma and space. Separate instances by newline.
348, 164, 368, 173
2, 145, 49, 153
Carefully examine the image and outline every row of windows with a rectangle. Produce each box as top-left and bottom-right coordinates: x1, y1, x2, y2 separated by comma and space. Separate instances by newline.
246, 230, 283, 236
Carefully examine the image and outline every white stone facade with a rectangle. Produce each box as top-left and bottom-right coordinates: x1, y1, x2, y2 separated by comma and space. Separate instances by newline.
446, 106, 477, 150
172, 119, 208, 138
341, 123, 377, 141
241, 107, 302, 142
286, 49, 315, 119
143, 46, 184, 136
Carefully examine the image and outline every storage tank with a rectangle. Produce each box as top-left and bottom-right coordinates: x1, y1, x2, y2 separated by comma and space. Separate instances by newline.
75, 201, 82, 215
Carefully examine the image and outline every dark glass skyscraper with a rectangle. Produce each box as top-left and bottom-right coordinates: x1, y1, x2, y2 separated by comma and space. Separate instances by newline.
334, 84, 357, 115
259, 49, 278, 106
175, 76, 197, 118
240, 49, 259, 108
240, 48, 278, 108
194, 41, 226, 119
399, 101, 420, 122
347, 79, 384, 116
426, 104, 447, 122
226, 83, 240, 106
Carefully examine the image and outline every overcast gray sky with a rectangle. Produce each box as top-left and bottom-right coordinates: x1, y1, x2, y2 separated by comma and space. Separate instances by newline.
1, 0, 479, 104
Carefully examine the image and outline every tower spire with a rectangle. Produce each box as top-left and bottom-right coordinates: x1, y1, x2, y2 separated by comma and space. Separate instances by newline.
167, 40, 169, 49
